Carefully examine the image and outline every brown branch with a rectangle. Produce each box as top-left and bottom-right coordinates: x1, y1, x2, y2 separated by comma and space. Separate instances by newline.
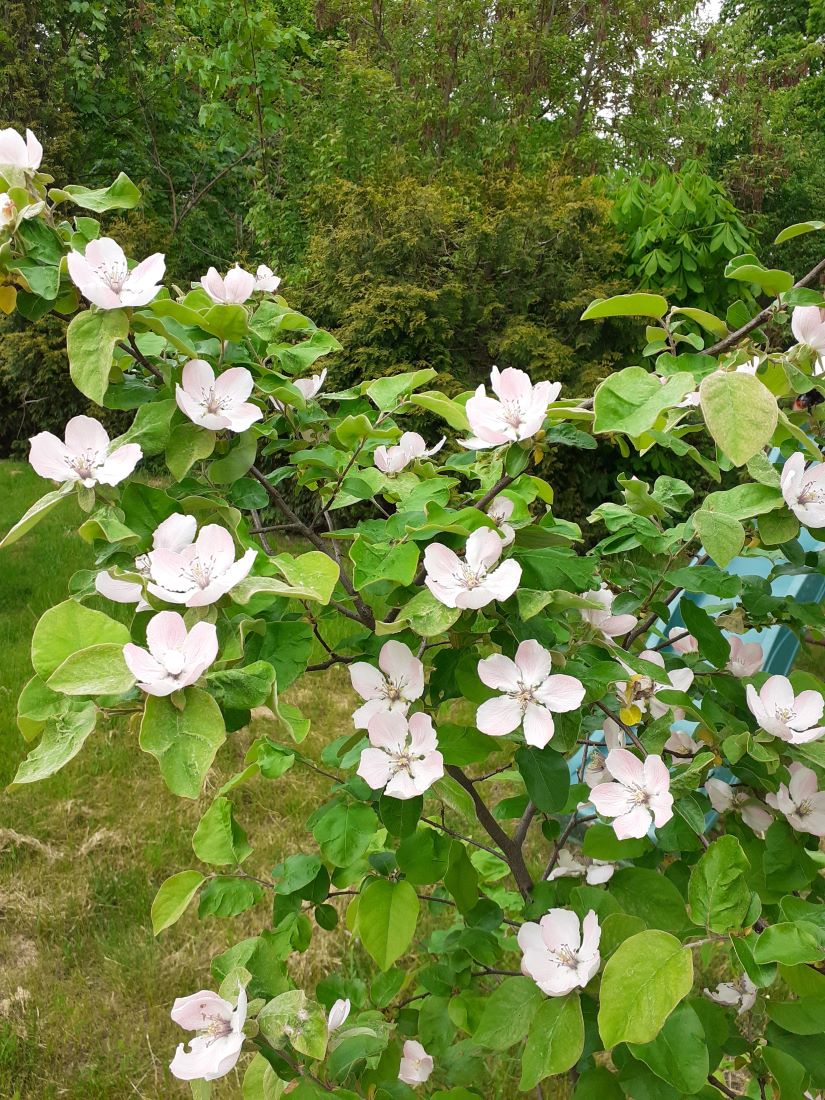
514, 803, 537, 848
593, 700, 648, 756
623, 553, 709, 649
542, 812, 597, 880
119, 335, 163, 382
707, 1075, 741, 1099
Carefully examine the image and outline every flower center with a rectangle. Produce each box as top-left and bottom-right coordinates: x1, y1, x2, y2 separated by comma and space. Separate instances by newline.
501, 399, 527, 429
203, 1014, 233, 1044
512, 682, 537, 711
629, 783, 650, 808
202, 387, 230, 415
797, 799, 812, 818
66, 449, 100, 481
96, 259, 129, 294
775, 706, 796, 722
553, 943, 580, 969
460, 562, 486, 589
799, 481, 825, 505
383, 681, 403, 703
185, 557, 216, 589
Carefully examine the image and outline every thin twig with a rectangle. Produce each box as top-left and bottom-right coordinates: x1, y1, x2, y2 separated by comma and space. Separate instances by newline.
593, 700, 648, 756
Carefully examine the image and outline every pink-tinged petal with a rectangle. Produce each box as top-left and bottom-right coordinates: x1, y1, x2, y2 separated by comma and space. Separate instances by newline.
791, 690, 825, 730
477, 652, 521, 692
194, 524, 237, 573
175, 384, 208, 427
643, 754, 671, 795
489, 496, 514, 523
515, 639, 551, 686
539, 908, 582, 953
746, 683, 768, 726
146, 610, 188, 655
792, 305, 825, 351
412, 750, 444, 792
476, 695, 522, 736
95, 571, 142, 603
787, 725, 825, 745
423, 542, 462, 583
0, 128, 27, 167
97, 444, 142, 485
154, 514, 197, 552
200, 268, 226, 303
25, 129, 43, 168
536, 674, 585, 713
84, 237, 127, 268
780, 451, 805, 505
425, 576, 459, 607
649, 790, 674, 828
222, 265, 255, 303
357, 746, 392, 790
638, 649, 666, 669
182, 358, 216, 395
129, 251, 165, 288
762, 675, 796, 714
580, 910, 602, 956
727, 638, 762, 677
352, 698, 394, 730
603, 719, 625, 752
350, 661, 386, 701
379, 641, 424, 698
517, 920, 546, 956
601, 613, 637, 638
64, 415, 109, 457
385, 770, 422, 800
523, 702, 555, 747
367, 710, 408, 752
586, 862, 615, 885
465, 527, 504, 572
741, 802, 772, 835
482, 559, 522, 602
590, 781, 635, 818
181, 621, 219, 674
399, 431, 426, 458
705, 778, 733, 813
789, 763, 819, 803
614, 805, 653, 839
28, 431, 72, 481
408, 712, 437, 754
667, 667, 695, 693
123, 642, 166, 685
604, 746, 645, 787
223, 402, 262, 432
170, 1032, 243, 1081
491, 365, 532, 404
215, 366, 254, 403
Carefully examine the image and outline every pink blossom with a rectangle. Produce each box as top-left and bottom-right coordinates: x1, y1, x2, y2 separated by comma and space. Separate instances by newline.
424, 527, 521, 610
518, 908, 601, 996
475, 639, 584, 748
254, 265, 281, 293
398, 1040, 433, 1086
589, 748, 673, 839
766, 763, 825, 836
374, 431, 445, 474
664, 729, 700, 759
616, 649, 694, 720
746, 675, 825, 743
67, 237, 165, 310
200, 264, 255, 305
705, 974, 757, 1015
726, 637, 763, 678
668, 627, 698, 655
0, 127, 42, 171
461, 366, 561, 449
169, 986, 246, 1082
356, 711, 444, 800
780, 452, 825, 528
147, 523, 257, 607
349, 640, 424, 729
705, 778, 772, 836
29, 415, 141, 488
792, 305, 825, 361
327, 998, 351, 1032
95, 514, 197, 609
294, 368, 327, 400
546, 848, 615, 885
487, 495, 515, 546
583, 719, 625, 789
579, 584, 637, 640
175, 359, 262, 432
123, 611, 218, 696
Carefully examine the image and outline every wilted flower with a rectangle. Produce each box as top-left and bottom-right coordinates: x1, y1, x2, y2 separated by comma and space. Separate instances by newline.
374, 431, 445, 475
475, 639, 585, 748
0, 127, 42, 171
667, 627, 698, 655
424, 527, 521, 610
169, 986, 246, 1081
461, 365, 560, 449
398, 1039, 433, 1085
67, 237, 165, 309
123, 611, 218, 697
546, 848, 615, 885
616, 649, 694, 721
0, 193, 15, 228
766, 763, 825, 836
175, 360, 262, 433
487, 495, 515, 546
327, 998, 351, 1032
780, 452, 825, 528
254, 264, 281, 293
357, 711, 444, 800
147, 523, 257, 607
579, 583, 637, 640
705, 974, 757, 1015
705, 777, 772, 836
664, 729, 700, 759
726, 636, 763, 679
518, 908, 601, 996
200, 264, 255, 304
95, 514, 197, 609
29, 415, 141, 488
746, 675, 825, 743
349, 640, 425, 729
589, 748, 673, 839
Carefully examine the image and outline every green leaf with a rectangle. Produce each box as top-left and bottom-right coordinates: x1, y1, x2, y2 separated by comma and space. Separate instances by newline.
139, 687, 226, 799
693, 510, 745, 568
514, 744, 570, 812
766, 995, 825, 1035
725, 261, 794, 296
209, 430, 258, 484
753, 922, 825, 965
350, 537, 420, 589
258, 990, 328, 1060
46, 642, 134, 696
581, 293, 669, 320
762, 1046, 808, 1099
207, 661, 276, 710
605, 868, 688, 933
192, 796, 252, 866
0, 482, 74, 549
519, 994, 584, 1091
62, 172, 141, 211
593, 367, 695, 437
670, 307, 729, 338
151, 870, 205, 934
679, 601, 729, 670
627, 1001, 709, 1094
67, 309, 130, 405
775, 220, 825, 245
312, 801, 378, 866
199, 876, 263, 918
9, 701, 97, 788
473, 976, 544, 1050
242, 1052, 285, 1100
356, 878, 419, 970
326, 1032, 387, 1081
411, 391, 471, 430
598, 930, 693, 1048
114, 399, 176, 456
699, 371, 779, 467
571, 1069, 624, 1100
31, 600, 130, 679
166, 422, 215, 479
364, 368, 437, 410
386, 587, 461, 638
688, 835, 751, 933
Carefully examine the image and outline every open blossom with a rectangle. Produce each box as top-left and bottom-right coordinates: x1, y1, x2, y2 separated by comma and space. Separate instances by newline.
254, 264, 281, 293
616, 649, 694, 721
398, 1040, 433, 1086
169, 987, 246, 1082
461, 365, 561, 449
726, 636, 763, 678
583, 719, 624, 788
67, 237, 165, 309
546, 848, 615, 885
349, 640, 424, 729
590, 748, 673, 839
201, 264, 255, 304
147, 523, 257, 607
746, 675, 825, 743
705, 778, 772, 836
374, 431, 445, 474
424, 527, 521, 610
0, 127, 42, 171
357, 711, 444, 800
705, 974, 757, 1016
123, 611, 218, 697
29, 415, 141, 488
488, 495, 515, 546
668, 627, 698, 655
780, 452, 825, 527
271, 368, 327, 412
664, 729, 700, 758
327, 998, 351, 1032
175, 360, 262, 432
579, 584, 637, 640
95, 513, 197, 608
0, 193, 15, 228
518, 908, 601, 996
766, 763, 825, 836
476, 639, 584, 748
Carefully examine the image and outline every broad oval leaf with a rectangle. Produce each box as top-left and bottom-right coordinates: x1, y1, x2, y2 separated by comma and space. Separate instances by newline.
598, 930, 693, 1047
581, 293, 669, 321
151, 870, 205, 935
699, 370, 779, 467
356, 878, 419, 970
